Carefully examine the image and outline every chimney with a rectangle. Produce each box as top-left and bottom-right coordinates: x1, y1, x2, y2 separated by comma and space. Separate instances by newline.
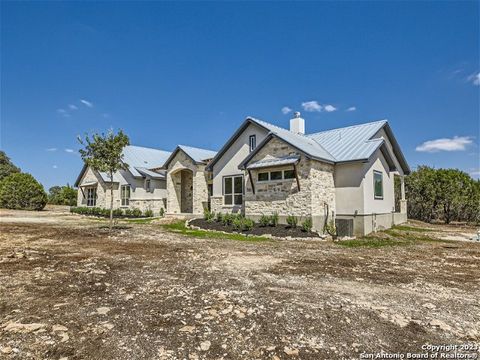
290, 111, 305, 135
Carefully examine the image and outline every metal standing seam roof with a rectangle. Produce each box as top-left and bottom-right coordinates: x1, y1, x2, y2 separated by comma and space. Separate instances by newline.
135, 167, 166, 179
246, 155, 300, 170
178, 145, 218, 163
121, 145, 172, 177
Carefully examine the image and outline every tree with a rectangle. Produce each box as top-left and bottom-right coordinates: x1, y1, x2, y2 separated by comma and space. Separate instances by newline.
48, 184, 77, 206
78, 129, 130, 230
0, 173, 47, 210
0, 151, 20, 181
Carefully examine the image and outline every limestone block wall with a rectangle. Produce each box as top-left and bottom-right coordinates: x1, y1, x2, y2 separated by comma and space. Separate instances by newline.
77, 167, 107, 208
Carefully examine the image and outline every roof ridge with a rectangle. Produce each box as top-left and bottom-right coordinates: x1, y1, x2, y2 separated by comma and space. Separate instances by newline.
127, 144, 171, 153
307, 119, 388, 136
178, 144, 217, 152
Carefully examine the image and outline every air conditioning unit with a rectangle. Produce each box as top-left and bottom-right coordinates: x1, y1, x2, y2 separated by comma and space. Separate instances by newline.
335, 219, 354, 237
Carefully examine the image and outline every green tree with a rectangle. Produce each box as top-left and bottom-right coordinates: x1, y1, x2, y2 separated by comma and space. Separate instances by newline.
0, 151, 20, 181
48, 186, 62, 204
0, 173, 47, 210
48, 184, 77, 206
78, 129, 129, 230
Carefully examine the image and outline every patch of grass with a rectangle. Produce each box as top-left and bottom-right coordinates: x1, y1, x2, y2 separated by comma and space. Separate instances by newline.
162, 222, 269, 242
336, 236, 410, 248
392, 225, 434, 232
384, 229, 451, 243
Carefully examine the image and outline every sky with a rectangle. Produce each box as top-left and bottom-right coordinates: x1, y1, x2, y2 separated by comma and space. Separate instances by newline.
1, 1, 479, 190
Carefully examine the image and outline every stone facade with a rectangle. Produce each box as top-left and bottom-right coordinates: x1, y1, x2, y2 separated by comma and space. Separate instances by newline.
166, 150, 209, 215
76, 167, 107, 208
243, 137, 336, 231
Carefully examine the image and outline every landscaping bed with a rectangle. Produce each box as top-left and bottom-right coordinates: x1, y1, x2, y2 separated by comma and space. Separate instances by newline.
189, 218, 320, 238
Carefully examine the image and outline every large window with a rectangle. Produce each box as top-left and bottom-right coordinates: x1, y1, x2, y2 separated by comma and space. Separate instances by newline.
223, 175, 243, 205
249, 135, 256, 152
86, 187, 97, 207
257, 169, 296, 182
374, 171, 383, 199
121, 185, 130, 206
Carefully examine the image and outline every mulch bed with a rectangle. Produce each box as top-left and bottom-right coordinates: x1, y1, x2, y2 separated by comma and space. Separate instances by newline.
189, 218, 320, 238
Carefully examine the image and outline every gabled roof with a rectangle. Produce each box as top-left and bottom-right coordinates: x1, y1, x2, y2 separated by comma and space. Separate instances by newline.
163, 145, 218, 168
246, 155, 300, 170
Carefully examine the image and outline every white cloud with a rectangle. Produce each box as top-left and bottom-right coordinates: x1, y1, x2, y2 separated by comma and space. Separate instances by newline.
69, 104, 78, 110
323, 104, 337, 112
56, 109, 70, 117
281, 106, 292, 115
52, 165, 58, 169
470, 169, 480, 178
416, 136, 473, 152
346, 106, 356, 112
46, 148, 57, 152
80, 99, 93, 108
467, 72, 480, 86
65, 148, 75, 153
301, 101, 322, 112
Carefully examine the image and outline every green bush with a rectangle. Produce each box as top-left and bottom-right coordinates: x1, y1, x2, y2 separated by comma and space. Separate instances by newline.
112, 208, 123, 217
144, 209, 154, 217
324, 220, 336, 236
222, 213, 235, 226
0, 173, 47, 211
242, 218, 255, 231
286, 215, 298, 228
232, 216, 255, 232
124, 208, 133, 216
132, 208, 142, 217
270, 212, 279, 227
215, 212, 224, 222
204, 209, 215, 222
232, 216, 243, 231
159, 208, 165, 217
301, 218, 313, 232
259, 215, 270, 227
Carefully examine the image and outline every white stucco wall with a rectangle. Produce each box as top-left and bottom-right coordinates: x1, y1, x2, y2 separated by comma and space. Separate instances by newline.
371, 128, 405, 176
363, 151, 395, 214
212, 122, 269, 200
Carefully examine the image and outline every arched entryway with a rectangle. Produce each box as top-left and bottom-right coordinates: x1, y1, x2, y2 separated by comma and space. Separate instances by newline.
170, 168, 194, 213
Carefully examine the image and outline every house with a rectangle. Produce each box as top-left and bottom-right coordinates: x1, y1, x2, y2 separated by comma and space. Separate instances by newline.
206, 113, 410, 236
74, 145, 172, 214
74, 112, 410, 236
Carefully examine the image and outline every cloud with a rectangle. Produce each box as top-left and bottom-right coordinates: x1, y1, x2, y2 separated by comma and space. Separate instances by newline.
69, 104, 78, 110
470, 169, 480, 178
301, 101, 322, 112
80, 99, 93, 108
323, 104, 337, 112
281, 106, 292, 115
46, 148, 57, 152
52, 165, 58, 169
467, 72, 480, 86
56, 109, 70, 117
102, 113, 111, 119
65, 148, 75, 153
346, 106, 356, 112
416, 136, 473, 152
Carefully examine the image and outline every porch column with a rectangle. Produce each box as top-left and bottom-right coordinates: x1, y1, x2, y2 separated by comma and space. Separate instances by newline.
400, 176, 407, 214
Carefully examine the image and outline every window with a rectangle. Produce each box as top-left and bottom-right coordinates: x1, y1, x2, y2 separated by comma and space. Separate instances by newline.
249, 135, 256, 152
223, 175, 243, 205
86, 187, 97, 207
284, 169, 295, 179
145, 179, 151, 192
270, 171, 282, 180
258, 172, 269, 182
374, 171, 383, 199
121, 185, 130, 206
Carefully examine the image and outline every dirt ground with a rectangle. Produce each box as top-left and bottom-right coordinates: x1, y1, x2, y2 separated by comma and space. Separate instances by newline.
0, 208, 479, 360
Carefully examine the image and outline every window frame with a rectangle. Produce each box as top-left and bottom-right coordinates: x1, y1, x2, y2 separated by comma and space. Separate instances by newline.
86, 187, 97, 207
256, 169, 296, 182
373, 170, 384, 200
249, 135, 256, 152
121, 185, 131, 207
222, 175, 244, 206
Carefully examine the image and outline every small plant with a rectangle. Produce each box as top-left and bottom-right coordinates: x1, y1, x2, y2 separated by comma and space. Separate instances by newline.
132, 208, 142, 217
286, 215, 298, 228
125, 208, 133, 217
113, 208, 123, 217
215, 212, 223, 222
259, 214, 270, 227
242, 218, 255, 231
222, 213, 236, 226
159, 208, 165, 217
301, 218, 313, 232
270, 212, 279, 227
324, 220, 337, 238
204, 209, 215, 222
232, 216, 243, 231
144, 209, 154, 217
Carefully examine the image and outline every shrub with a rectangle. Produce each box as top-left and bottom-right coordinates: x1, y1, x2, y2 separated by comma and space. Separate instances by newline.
222, 213, 235, 226
286, 215, 298, 228
259, 215, 270, 227
301, 218, 313, 232
324, 220, 336, 236
159, 208, 165, 217
204, 209, 215, 222
124, 208, 133, 217
0, 173, 47, 211
242, 218, 255, 231
215, 212, 224, 222
144, 209, 154, 218
131, 208, 142, 217
113, 208, 123, 217
232, 216, 243, 231
270, 212, 279, 227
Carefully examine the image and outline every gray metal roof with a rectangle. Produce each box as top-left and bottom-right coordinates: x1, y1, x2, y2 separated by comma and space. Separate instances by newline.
249, 117, 336, 163
135, 167, 166, 179
122, 145, 171, 177
178, 145, 217, 163
306, 120, 388, 162
246, 155, 300, 170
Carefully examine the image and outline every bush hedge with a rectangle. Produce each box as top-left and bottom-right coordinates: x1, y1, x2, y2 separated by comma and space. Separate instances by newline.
0, 173, 47, 211
70, 207, 154, 218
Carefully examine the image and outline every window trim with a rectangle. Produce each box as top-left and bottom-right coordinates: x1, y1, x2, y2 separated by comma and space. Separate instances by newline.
373, 170, 384, 200
249, 135, 256, 152
121, 185, 131, 207
257, 169, 296, 182
222, 174, 244, 206
86, 187, 97, 207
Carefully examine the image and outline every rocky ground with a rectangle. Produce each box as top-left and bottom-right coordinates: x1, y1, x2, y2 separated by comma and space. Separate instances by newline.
0, 208, 479, 359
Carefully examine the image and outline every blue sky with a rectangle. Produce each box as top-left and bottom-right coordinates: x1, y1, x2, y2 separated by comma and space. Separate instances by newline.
1, 1, 479, 189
